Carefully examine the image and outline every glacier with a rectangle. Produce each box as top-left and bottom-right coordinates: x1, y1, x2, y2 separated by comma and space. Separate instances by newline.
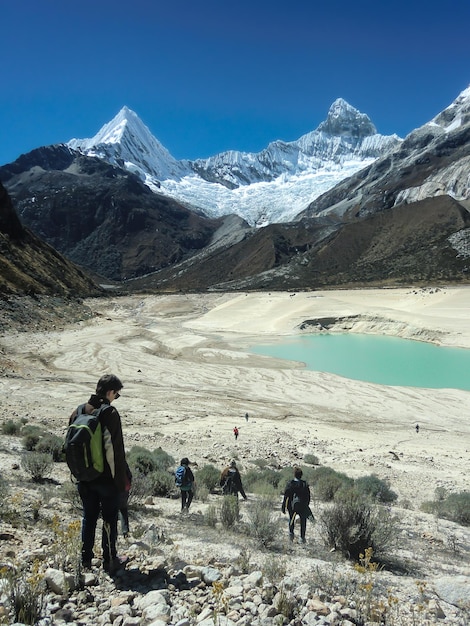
68, 99, 402, 226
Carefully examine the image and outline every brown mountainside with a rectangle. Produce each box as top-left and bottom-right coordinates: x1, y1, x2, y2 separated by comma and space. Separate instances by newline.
0, 181, 102, 298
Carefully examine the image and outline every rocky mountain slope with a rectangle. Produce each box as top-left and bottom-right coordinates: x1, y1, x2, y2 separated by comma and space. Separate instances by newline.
127, 87, 470, 291
0, 147, 231, 281
299, 86, 470, 222
1, 87, 469, 290
0, 181, 104, 331
68, 100, 401, 226
0, 181, 101, 298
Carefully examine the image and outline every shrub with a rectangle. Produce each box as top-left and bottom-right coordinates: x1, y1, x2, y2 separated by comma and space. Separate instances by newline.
245, 497, 280, 548
59, 481, 82, 512
245, 481, 278, 497
252, 458, 269, 469
149, 470, 174, 497
3, 561, 46, 625
2, 419, 21, 435
127, 446, 158, 475
310, 467, 353, 501
152, 447, 175, 471
35, 433, 64, 462
197, 464, 221, 491
21, 425, 45, 452
435, 492, 470, 526
353, 475, 397, 503
244, 468, 282, 492
195, 483, 210, 502
205, 504, 218, 528
262, 554, 287, 584
128, 470, 154, 506
220, 495, 239, 528
319, 491, 397, 561
303, 453, 320, 466
21, 452, 54, 482
0, 472, 9, 518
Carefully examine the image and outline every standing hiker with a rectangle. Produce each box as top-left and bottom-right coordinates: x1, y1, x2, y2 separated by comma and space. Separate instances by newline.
282, 467, 312, 544
220, 460, 247, 500
233, 426, 239, 440
175, 457, 195, 513
69, 374, 129, 574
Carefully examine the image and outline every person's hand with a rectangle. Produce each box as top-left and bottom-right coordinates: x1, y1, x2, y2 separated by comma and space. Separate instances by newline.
281, 507, 286, 514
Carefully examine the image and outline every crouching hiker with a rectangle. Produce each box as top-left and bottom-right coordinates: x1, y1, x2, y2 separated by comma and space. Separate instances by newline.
282, 467, 313, 544
175, 457, 195, 513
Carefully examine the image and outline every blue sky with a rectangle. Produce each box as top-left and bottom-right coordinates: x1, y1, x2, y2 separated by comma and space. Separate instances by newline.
1, 0, 469, 165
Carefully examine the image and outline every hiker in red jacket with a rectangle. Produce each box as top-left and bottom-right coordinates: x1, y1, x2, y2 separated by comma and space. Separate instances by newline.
233, 426, 239, 440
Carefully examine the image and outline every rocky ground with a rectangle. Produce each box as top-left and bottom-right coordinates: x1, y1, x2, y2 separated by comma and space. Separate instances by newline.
0, 290, 469, 625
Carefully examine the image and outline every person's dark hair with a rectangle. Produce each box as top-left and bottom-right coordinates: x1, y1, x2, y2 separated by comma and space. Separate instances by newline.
96, 374, 123, 397
180, 458, 189, 466
294, 467, 303, 479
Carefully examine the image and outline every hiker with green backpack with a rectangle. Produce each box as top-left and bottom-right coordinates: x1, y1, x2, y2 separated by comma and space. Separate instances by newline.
66, 374, 129, 575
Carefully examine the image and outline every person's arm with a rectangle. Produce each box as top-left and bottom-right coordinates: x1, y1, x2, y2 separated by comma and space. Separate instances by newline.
102, 407, 127, 492
282, 482, 292, 512
219, 468, 228, 486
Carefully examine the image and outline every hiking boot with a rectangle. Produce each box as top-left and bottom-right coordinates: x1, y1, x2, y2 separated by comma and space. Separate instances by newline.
81, 560, 92, 570
103, 555, 129, 575
299, 537, 306, 544
289, 533, 295, 542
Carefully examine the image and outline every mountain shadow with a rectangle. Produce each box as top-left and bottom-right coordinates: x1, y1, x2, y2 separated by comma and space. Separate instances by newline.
0, 146, 224, 281
0, 181, 101, 298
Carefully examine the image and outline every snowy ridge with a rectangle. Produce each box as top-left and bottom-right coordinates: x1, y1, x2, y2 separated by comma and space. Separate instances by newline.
69, 106, 189, 181
68, 100, 402, 226
394, 85, 470, 207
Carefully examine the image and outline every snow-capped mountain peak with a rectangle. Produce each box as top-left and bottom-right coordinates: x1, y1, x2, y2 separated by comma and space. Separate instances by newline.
68, 106, 187, 180
427, 84, 470, 133
316, 98, 377, 137
68, 100, 401, 226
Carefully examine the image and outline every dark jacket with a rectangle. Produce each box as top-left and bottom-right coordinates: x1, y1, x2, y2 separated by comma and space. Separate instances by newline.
69, 394, 127, 492
282, 478, 310, 516
220, 466, 247, 499
179, 464, 195, 491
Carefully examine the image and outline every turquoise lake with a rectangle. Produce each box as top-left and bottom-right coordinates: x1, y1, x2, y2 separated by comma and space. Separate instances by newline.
250, 334, 470, 390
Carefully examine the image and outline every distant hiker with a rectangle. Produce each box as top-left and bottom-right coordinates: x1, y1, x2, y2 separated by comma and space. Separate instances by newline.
233, 426, 239, 440
119, 463, 132, 538
282, 467, 313, 544
416, 423, 420, 433
175, 457, 195, 513
220, 460, 247, 500
245, 412, 249, 422
68, 374, 129, 574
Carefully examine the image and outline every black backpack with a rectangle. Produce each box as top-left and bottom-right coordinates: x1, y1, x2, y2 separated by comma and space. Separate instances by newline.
64, 404, 109, 481
221, 469, 237, 495
291, 479, 309, 513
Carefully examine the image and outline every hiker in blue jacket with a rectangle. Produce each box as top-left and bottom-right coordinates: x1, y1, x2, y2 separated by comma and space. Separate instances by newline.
282, 467, 312, 544
176, 457, 195, 513
69, 374, 129, 574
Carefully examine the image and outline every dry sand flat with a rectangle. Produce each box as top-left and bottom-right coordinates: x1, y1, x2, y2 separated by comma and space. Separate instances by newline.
1, 286, 469, 506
